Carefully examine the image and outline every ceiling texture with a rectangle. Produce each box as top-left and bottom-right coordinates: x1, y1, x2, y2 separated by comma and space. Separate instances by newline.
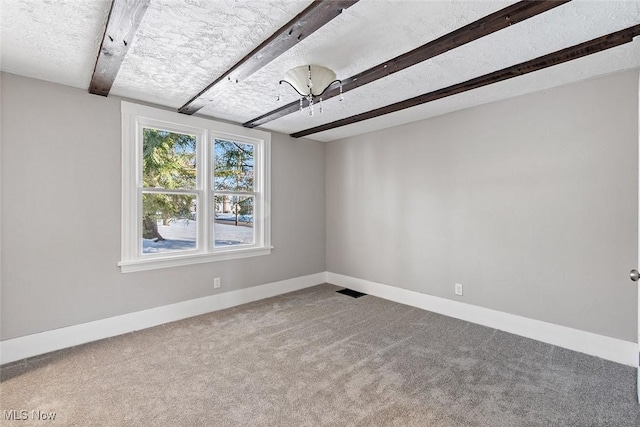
2, 0, 640, 142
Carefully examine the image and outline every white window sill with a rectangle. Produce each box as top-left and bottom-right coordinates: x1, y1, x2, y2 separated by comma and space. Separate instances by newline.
118, 246, 273, 273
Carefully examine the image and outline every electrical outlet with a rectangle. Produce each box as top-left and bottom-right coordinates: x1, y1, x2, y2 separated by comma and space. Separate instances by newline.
455, 283, 463, 296
214, 277, 221, 289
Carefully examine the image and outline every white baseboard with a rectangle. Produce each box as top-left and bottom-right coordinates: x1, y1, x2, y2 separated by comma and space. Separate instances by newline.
3, 271, 636, 367
327, 272, 638, 367
0, 272, 327, 365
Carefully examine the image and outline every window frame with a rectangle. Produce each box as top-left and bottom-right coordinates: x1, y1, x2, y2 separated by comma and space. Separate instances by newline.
119, 102, 271, 273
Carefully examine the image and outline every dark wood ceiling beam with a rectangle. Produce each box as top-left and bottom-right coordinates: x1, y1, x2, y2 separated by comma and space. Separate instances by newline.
179, 0, 359, 115
291, 24, 640, 138
89, 0, 150, 96
244, 0, 570, 128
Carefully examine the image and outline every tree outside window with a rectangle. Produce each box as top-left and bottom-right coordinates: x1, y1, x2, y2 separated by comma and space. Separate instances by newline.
119, 101, 271, 272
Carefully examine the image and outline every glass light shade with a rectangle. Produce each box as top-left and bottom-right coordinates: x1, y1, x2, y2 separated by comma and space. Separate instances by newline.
281, 65, 337, 97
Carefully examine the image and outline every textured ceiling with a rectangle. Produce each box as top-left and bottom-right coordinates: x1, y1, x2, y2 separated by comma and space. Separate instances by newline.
1, 0, 110, 88
199, 0, 515, 121
201, 0, 640, 141
110, 0, 310, 108
1, 0, 639, 142
267, 0, 640, 141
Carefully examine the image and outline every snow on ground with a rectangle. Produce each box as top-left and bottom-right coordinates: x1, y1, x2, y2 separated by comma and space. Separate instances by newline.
143, 219, 253, 254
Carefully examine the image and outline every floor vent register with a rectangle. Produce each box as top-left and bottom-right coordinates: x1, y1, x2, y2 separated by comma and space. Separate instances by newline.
337, 288, 367, 298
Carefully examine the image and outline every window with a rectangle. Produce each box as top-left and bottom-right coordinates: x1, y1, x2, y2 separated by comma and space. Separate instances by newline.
119, 102, 271, 272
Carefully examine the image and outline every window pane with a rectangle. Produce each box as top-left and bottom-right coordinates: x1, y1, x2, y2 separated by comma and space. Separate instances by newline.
214, 139, 254, 192
142, 193, 197, 254
214, 195, 254, 246
143, 128, 196, 189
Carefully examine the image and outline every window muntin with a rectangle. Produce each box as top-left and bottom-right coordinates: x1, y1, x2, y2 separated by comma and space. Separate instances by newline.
119, 102, 271, 272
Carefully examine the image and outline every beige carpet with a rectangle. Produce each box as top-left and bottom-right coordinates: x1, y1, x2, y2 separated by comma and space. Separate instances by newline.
1, 283, 639, 426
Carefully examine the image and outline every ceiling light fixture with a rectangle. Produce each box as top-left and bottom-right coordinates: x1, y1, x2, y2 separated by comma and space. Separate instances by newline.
278, 65, 343, 116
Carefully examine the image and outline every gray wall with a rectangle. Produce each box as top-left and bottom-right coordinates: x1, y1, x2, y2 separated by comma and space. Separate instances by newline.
2, 69, 638, 344
326, 70, 639, 342
1, 72, 326, 340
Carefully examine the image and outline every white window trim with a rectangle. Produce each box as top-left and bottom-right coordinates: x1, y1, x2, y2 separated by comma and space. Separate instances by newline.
119, 101, 271, 273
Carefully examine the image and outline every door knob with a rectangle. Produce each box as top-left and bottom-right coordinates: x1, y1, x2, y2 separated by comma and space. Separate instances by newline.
630, 269, 640, 282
